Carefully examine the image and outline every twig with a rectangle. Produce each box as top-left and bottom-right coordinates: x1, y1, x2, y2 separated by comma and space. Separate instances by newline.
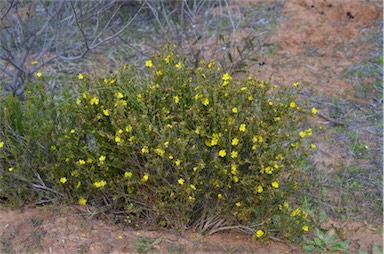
316, 112, 347, 126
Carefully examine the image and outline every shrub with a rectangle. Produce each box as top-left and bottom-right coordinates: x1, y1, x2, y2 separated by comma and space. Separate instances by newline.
53, 44, 315, 240
0, 83, 62, 205
0, 44, 316, 241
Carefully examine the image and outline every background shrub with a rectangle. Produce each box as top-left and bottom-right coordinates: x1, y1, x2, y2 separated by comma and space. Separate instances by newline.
0, 82, 62, 205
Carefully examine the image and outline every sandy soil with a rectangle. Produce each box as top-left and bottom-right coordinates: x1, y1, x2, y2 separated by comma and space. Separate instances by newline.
1, 0, 382, 253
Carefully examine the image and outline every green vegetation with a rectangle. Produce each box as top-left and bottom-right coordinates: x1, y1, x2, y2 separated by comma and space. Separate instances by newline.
303, 228, 350, 253
134, 237, 162, 254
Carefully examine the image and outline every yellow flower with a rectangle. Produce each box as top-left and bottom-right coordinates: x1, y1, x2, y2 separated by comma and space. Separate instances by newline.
31, 61, 38, 65
8, 167, 14, 172
117, 92, 124, 99
291, 208, 301, 217
156, 70, 163, 76
79, 197, 87, 205
137, 94, 142, 103
164, 55, 171, 63
239, 124, 246, 132
202, 98, 209, 106
103, 109, 109, 116
265, 166, 273, 174
235, 202, 241, 207
173, 96, 180, 104
306, 128, 313, 136
231, 164, 237, 175
36, 72, 42, 78
78, 159, 86, 165
248, 96, 254, 101
231, 151, 238, 158
175, 159, 181, 166
145, 60, 153, 67
310, 144, 317, 149
78, 73, 84, 80
188, 196, 196, 201
218, 193, 223, 198
283, 202, 289, 209
60, 177, 67, 184
76, 98, 81, 104
233, 176, 239, 183
125, 125, 132, 132
218, 150, 226, 157
311, 107, 317, 115
222, 72, 232, 81
232, 107, 238, 113
142, 174, 149, 182
175, 62, 182, 69
302, 225, 309, 232
190, 185, 196, 190
240, 87, 247, 91
255, 230, 264, 238
90, 96, 99, 105
299, 131, 307, 138
0, 141, 4, 148
293, 82, 300, 87
290, 102, 296, 108
178, 178, 185, 185
93, 180, 107, 188
99, 155, 106, 162
208, 60, 215, 68
257, 185, 263, 193
141, 146, 149, 154
268, 101, 273, 106
271, 181, 279, 188
231, 138, 239, 146
87, 158, 93, 163
124, 172, 132, 178
155, 148, 165, 157
115, 136, 121, 143
195, 127, 200, 135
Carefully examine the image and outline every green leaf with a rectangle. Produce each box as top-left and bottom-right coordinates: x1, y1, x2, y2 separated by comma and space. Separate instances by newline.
319, 209, 327, 223
150, 238, 162, 246
227, 52, 233, 63
303, 245, 316, 252
314, 238, 324, 247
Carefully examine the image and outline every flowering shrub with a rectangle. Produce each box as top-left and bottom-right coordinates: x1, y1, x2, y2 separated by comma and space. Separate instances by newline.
52, 45, 316, 240
0, 45, 317, 241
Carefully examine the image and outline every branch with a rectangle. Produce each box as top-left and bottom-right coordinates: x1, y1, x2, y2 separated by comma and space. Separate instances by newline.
316, 112, 348, 126
61, 0, 146, 61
